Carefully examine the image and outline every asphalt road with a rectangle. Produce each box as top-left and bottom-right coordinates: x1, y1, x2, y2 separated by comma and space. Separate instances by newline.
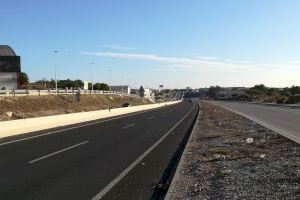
211, 101, 300, 143
0, 102, 198, 200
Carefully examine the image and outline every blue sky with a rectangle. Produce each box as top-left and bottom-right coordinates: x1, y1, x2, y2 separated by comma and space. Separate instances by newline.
1, 0, 299, 88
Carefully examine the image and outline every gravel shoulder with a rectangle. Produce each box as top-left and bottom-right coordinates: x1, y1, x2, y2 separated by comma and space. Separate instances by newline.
166, 101, 299, 200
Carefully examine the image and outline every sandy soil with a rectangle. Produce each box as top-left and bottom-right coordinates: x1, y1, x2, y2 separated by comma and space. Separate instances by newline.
0, 94, 152, 121
168, 101, 299, 200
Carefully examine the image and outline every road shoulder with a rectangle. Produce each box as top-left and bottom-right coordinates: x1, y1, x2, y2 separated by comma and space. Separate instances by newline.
166, 101, 299, 199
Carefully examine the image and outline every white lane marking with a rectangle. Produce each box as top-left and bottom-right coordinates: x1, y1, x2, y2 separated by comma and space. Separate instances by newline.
0, 106, 174, 147
162, 111, 167, 115
147, 116, 155, 120
28, 141, 89, 164
211, 102, 300, 144
121, 124, 135, 130
91, 105, 195, 200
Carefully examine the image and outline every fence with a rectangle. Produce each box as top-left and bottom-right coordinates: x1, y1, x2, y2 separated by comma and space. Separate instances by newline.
0, 89, 138, 97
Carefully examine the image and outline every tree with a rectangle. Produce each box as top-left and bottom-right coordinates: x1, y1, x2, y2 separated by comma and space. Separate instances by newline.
19, 72, 29, 88
245, 84, 267, 96
207, 85, 222, 99
73, 79, 83, 88
252, 84, 267, 93
290, 86, 300, 96
93, 83, 109, 90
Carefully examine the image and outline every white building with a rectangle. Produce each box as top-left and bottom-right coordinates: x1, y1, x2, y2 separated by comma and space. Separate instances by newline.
138, 86, 155, 100
110, 85, 131, 94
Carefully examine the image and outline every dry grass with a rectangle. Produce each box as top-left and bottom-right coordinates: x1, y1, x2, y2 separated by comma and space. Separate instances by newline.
0, 94, 152, 121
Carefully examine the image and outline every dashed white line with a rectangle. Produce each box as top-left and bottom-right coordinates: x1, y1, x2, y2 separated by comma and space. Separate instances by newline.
147, 116, 155, 120
162, 111, 167, 115
90, 104, 195, 200
0, 107, 167, 147
28, 141, 89, 164
121, 124, 135, 130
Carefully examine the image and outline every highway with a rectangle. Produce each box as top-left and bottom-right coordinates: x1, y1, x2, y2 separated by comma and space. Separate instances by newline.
0, 102, 198, 200
211, 101, 300, 143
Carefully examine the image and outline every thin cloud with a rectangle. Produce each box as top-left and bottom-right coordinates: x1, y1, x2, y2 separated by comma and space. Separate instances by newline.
197, 56, 217, 60
101, 44, 135, 50
82, 51, 300, 72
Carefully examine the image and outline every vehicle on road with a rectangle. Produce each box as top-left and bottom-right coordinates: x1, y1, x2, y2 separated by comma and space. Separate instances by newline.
122, 102, 131, 107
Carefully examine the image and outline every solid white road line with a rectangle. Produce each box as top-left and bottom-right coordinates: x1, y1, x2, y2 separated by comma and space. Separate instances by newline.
90, 105, 195, 200
28, 141, 89, 164
212, 102, 300, 144
121, 124, 135, 130
147, 116, 155, 120
0, 106, 173, 147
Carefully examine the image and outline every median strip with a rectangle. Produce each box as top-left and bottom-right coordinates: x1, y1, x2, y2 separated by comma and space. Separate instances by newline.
28, 141, 89, 164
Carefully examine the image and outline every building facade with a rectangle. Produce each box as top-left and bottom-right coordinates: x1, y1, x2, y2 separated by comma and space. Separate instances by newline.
110, 85, 131, 94
0, 45, 21, 89
137, 86, 154, 100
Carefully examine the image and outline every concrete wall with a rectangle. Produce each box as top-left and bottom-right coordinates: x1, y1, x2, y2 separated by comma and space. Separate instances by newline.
0, 101, 180, 139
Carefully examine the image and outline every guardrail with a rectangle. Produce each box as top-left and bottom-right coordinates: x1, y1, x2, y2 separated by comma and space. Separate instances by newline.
0, 89, 138, 97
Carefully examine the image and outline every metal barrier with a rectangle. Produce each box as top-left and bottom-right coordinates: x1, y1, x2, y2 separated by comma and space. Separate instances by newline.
0, 89, 139, 97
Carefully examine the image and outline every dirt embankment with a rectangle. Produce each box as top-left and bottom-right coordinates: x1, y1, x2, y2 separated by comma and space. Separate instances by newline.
169, 102, 299, 199
0, 95, 152, 121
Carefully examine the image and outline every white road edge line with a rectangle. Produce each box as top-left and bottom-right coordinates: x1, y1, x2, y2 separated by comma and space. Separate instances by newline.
90, 104, 195, 200
121, 124, 135, 130
147, 116, 155, 120
211, 102, 300, 144
28, 141, 89, 164
0, 105, 174, 147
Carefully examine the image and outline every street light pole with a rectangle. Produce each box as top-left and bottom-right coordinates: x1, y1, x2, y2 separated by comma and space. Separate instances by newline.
108, 69, 111, 92
90, 62, 94, 93
54, 50, 58, 94
121, 75, 124, 94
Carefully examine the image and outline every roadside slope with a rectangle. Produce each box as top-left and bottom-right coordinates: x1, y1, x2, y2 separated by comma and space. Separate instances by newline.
0, 95, 152, 121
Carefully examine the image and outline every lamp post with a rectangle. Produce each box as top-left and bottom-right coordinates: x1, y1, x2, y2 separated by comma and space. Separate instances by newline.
121, 75, 124, 94
54, 50, 58, 93
108, 69, 111, 92
90, 62, 94, 93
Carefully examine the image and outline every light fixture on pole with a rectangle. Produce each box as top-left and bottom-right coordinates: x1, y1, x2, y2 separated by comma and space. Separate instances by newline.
108, 69, 112, 92
90, 62, 94, 92
121, 75, 124, 94
54, 50, 58, 93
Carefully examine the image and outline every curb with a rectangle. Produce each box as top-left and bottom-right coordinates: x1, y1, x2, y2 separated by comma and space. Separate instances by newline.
0, 101, 180, 139
165, 103, 202, 199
